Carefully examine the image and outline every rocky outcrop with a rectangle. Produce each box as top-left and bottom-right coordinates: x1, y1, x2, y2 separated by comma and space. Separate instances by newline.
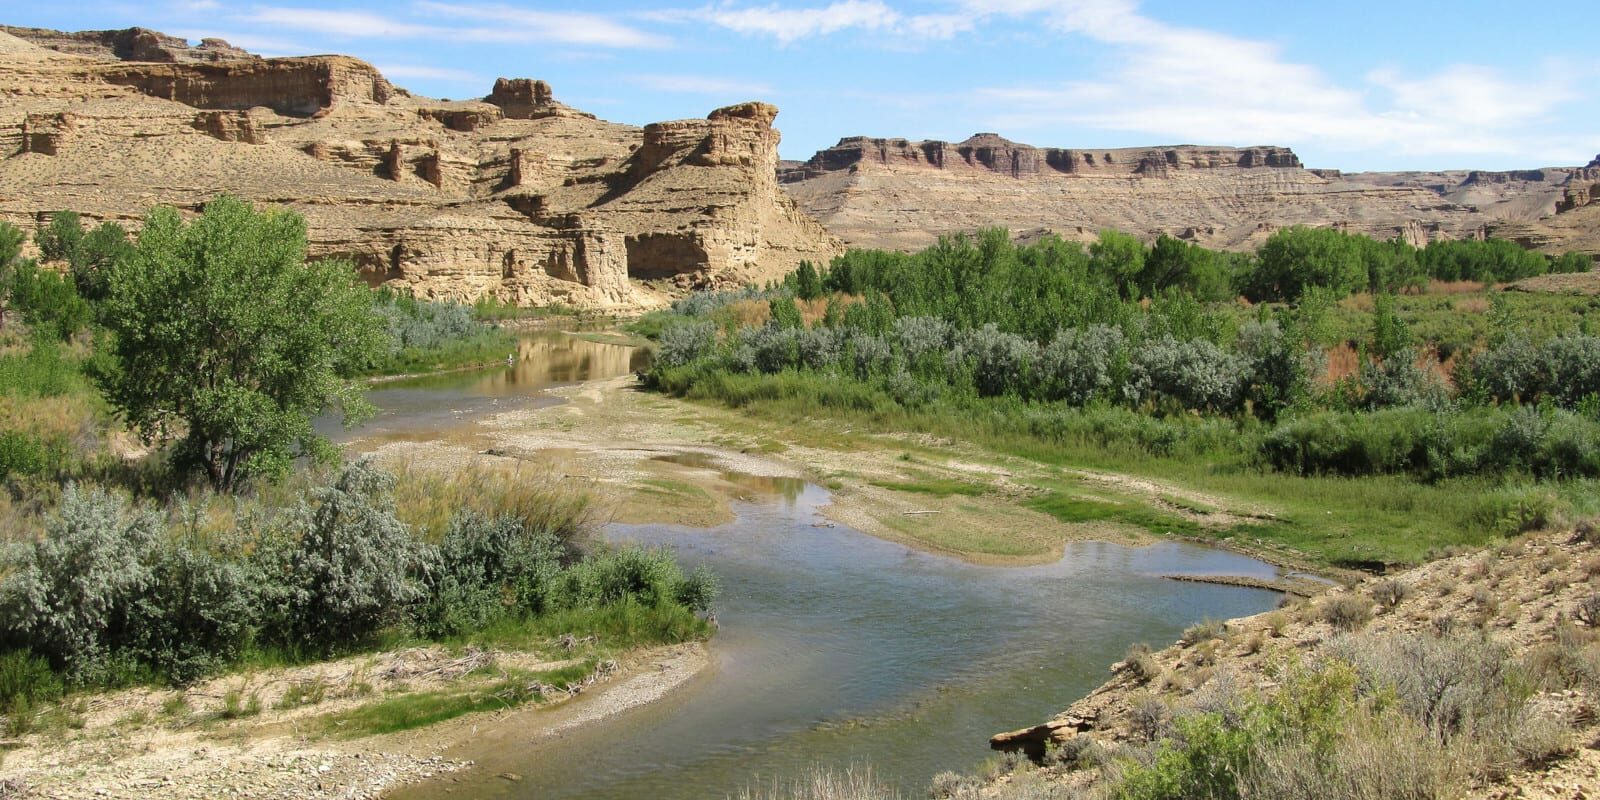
779, 134, 1300, 182
1, 25, 254, 63
0, 26, 840, 309
781, 133, 1600, 257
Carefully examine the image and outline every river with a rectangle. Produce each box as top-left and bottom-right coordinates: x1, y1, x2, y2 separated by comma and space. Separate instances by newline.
359, 331, 1286, 799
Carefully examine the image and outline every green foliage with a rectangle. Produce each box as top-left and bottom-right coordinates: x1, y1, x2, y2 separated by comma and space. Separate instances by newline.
257, 460, 433, 652
1418, 237, 1552, 283
1091, 229, 1146, 297
34, 212, 83, 264
0, 650, 63, 710
1370, 294, 1413, 359
365, 289, 513, 375
0, 335, 80, 397
790, 260, 824, 300
6, 261, 91, 340
0, 485, 160, 683
1245, 226, 1371, 301
0, 430, 48, 478
97, 196, 387, 489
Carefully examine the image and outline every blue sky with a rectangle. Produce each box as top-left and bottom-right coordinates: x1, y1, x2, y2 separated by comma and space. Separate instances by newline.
9, 0, 1598, 171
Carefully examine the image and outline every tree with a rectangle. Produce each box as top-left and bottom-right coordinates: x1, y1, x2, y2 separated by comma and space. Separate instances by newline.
34, 211, 83, 264
0, 220, 24, 330
1089, 229, 1145, 297
791, 260, 824, 300
97, 196, 387, 490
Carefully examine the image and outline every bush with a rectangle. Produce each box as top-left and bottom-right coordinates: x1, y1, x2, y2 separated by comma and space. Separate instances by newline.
6, 261, 91, 340
257, 461, 434, 652
1319, 595, 1374, 631
126, 534, 259, 684
1125, 337, 1246, 412
0, 485, 159, 683
0, 650, 63, 709
1039, 325, 1125, 405
655, 320, 719, 369
0, 430, 47, 478
418, 509, 564, 636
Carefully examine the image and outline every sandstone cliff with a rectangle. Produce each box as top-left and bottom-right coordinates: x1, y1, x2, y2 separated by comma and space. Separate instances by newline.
0, 27, 841, 309
780, 133, 1600, 257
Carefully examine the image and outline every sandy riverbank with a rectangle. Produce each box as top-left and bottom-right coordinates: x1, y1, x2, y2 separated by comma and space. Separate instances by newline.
0, 643, 706, 800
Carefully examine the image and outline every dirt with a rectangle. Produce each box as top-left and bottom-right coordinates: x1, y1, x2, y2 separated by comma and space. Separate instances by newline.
989, 527, 1600, 797
0, 643, 706, 800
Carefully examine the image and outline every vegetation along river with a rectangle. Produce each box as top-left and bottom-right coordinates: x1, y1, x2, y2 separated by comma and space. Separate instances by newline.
365, 331, 1286, 799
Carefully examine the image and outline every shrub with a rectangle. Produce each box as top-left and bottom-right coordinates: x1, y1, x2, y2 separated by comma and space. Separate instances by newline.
0, 430, 47, 479
1039, 325, 1125, 405
1369, 579, 1409, 610
1319, 595, 1374, 631
418, 510, 564, 636
0, 485, 159, 683
5, 262, 91, 340
0, 650, 63, 709
125, 534, 259, 684
256, 461, 434, 652
654, 320, 719, 370
1125, 337, 1246, 412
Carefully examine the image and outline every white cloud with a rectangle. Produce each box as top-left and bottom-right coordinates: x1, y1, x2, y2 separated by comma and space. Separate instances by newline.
963, 0, 1580, 161
239, 3, 668, 48
693, 0, 972, 44
166, 28, 310, 56
632, 74, 774, 96
375, 64, 483, 83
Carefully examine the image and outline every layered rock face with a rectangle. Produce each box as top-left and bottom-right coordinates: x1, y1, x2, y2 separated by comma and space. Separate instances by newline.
781, 133, 1600, 257
0, 27, 840, 309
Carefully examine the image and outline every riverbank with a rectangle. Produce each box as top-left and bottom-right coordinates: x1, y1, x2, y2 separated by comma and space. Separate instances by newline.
361, 372, 1343, 581
978, 525, 1600, 800
0, 642, 706, 800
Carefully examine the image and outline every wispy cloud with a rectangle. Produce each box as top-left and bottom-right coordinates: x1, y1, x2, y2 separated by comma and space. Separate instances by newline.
166, 28, 310, 56
632, 74, 774, 96
375, 64, 483, 83
683, 0, 972, 44
962, 0, 1582, 161
239, 3, 668, 48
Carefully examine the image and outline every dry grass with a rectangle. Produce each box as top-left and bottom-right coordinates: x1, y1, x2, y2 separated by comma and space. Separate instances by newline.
1425, 279, 1497, 296
724, 299, 771, 329
388, 461, 597, 542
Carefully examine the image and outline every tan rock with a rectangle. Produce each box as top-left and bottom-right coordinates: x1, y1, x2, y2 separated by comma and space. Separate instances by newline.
781, 132, 1600, 258
0, 26, 841, 310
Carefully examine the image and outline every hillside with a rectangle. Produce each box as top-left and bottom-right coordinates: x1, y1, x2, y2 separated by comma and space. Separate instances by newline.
779, 132, 1600, 257
0, 26, 842, 309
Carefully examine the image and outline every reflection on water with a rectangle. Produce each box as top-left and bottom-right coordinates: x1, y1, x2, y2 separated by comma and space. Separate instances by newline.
324, 331, 649, 446
362, 331, 1286, 800
402, 484, 1285, 800
651, 452, 808, 506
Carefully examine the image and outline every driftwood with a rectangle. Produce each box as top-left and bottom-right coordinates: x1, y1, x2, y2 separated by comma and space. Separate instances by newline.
901, 510, 942, 516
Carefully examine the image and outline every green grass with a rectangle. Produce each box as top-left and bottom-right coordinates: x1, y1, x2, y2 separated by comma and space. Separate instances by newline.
870, 477, 987, 498
320, 662, 591, 737
651, 366, 1593, 568
1027, 493, 1201, 536
362, 329, 519, 377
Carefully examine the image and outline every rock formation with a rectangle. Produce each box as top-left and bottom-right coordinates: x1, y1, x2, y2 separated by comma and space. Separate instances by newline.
780, 133, 1600, 257
0, 26, 840, 309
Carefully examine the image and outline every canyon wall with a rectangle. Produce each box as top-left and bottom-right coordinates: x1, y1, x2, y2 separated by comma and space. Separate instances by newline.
780, 134, 1600, 257
0, 26, 841, 309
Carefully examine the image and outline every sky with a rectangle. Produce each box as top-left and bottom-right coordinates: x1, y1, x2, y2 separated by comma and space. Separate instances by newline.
7, 0, 1599, 171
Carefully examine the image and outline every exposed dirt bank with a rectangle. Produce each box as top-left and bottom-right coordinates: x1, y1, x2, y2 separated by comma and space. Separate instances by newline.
0, 643, 706, 800
362, 373, 1318, 573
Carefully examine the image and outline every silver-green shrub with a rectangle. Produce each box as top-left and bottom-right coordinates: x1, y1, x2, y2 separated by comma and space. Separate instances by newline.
0, 486, 158, 683
257, 460, 434, 651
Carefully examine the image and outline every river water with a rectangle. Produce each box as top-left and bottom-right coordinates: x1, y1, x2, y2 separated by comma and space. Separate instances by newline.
363, 331, 1286, 799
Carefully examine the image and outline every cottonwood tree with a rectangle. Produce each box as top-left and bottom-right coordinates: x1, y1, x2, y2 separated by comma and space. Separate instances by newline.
97, 196, 386, 490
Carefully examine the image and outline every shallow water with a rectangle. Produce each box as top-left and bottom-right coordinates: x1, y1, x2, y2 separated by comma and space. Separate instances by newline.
322, 330, 649, 446
363, 332, 1286, 799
